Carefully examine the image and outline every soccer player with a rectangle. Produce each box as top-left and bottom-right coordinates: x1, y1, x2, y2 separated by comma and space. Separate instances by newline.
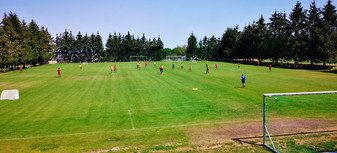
114, 65, 117, 72
20, 65, 23, 72
257, 60, 260, 66
145, 61, 148, 68
241, 74, 246, 88
238, 62, 240, 69
172, 63, 175, 70
269, 64, 272, 72
80, 64, 82, 70
154, 62, 156, 67
111, 65, 113, 73
189, 64, 192, 72
215, 63, 218, 70
139, 63, 141, 70
160, 65, 163, 74
181, 62, 184, 69
57, 68, 61, 78
206, 64, 209, 74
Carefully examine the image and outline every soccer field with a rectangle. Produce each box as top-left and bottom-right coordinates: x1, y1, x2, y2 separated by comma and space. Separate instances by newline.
0, 61, 336, 152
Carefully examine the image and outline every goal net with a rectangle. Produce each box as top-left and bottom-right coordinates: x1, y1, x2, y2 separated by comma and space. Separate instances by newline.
263, 91, 337, 153
166, 56, 186, 62
130, 56, 147, 62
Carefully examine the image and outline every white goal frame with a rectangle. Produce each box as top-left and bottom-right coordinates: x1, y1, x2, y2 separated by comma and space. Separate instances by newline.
130, 56, 147, 62
263, 91, 337, 153
166, 56, 186, 62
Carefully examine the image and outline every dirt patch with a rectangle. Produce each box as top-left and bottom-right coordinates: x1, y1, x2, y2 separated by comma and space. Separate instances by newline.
111, 147, 120, 151
188, 120, 337, 145
174, 146, 193, 151
89, 149, 109, 153
199, 144, 222, 150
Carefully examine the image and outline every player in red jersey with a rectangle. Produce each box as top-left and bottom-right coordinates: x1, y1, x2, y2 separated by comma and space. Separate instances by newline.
159, 65, 163, 75
206, 64, 209, 74
57, 68, 61, 78
114, 65, 117, 72
215, 63, 218, 70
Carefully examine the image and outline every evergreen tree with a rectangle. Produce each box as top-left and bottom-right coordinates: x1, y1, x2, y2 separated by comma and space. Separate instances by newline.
268, 11, 291, 63
0, 18, 13, 71
105, 33, 114, 61
156, 36, 164, 60
321, 0, 337, 65
140, 33, 147, 57
219, 26, 239, 59
208, 36, 219, 61
28, 20, 42, 65
289, 1, 308, 64
307, 0, 324, 66
89, 33, 95, 62
82, 33, 90, 62
75, 32, 83, 62
255, 16, 268, 61
186, 33, 197, 60
94, 32, 104, 61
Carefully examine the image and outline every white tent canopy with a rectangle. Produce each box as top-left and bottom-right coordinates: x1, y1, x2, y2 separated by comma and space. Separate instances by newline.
1, 90, 19, 100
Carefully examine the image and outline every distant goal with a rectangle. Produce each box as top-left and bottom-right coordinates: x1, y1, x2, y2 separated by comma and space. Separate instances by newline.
130, 56, 147, 62
166, 56, 186, 62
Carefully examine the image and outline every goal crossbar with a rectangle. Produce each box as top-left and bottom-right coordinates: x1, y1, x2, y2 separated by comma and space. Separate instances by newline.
166, 56, 186, 62
130, 56, 147, 62
263, 90, 337, 153
264, 91, 337, 97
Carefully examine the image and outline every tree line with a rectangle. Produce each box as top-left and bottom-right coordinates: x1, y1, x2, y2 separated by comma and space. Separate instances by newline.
0, 12, 54, 71
186, 0, 337, 66
55, 31, 164, 62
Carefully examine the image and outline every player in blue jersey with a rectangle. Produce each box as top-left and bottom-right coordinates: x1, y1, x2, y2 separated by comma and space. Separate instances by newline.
241, 74, 246, 88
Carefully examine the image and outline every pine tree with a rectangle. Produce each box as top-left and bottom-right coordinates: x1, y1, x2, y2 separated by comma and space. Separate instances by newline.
89, 33, 95, 62
307, 0, 324, 66
105, 33, 114, 61
75, 32, 83, 62
268, 11, 291, 63
82, 33, 90, 62
28, 20, 41, 66
94, 32, 104, 61
186, 33, 197, 60
156, 36, 164, 60
219, 26, 239, 59
255, 16, 268, 61
0, 17, 14, 72
321, 0, 337, 65
289, 1, 308, 64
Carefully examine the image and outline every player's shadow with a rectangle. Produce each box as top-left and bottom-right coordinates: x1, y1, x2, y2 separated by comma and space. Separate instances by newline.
234, 86, 243, 88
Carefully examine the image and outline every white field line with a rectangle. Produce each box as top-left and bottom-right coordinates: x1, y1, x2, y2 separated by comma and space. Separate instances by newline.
0, 119, 261, 141
128, 110, 135, 130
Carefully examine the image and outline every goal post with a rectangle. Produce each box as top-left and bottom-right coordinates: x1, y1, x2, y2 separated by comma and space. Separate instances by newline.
166, 56, 186, 62
263, 91, 337, 153
130, 56, 147, 62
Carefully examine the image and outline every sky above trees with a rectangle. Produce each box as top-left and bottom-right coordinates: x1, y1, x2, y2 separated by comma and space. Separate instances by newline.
1, 0, 334, 49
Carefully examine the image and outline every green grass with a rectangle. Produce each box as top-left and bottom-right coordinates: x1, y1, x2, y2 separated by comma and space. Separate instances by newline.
0, 61, 336, 152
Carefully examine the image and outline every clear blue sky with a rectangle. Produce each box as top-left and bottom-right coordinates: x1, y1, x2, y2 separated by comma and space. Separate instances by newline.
1, 0, 334, 49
